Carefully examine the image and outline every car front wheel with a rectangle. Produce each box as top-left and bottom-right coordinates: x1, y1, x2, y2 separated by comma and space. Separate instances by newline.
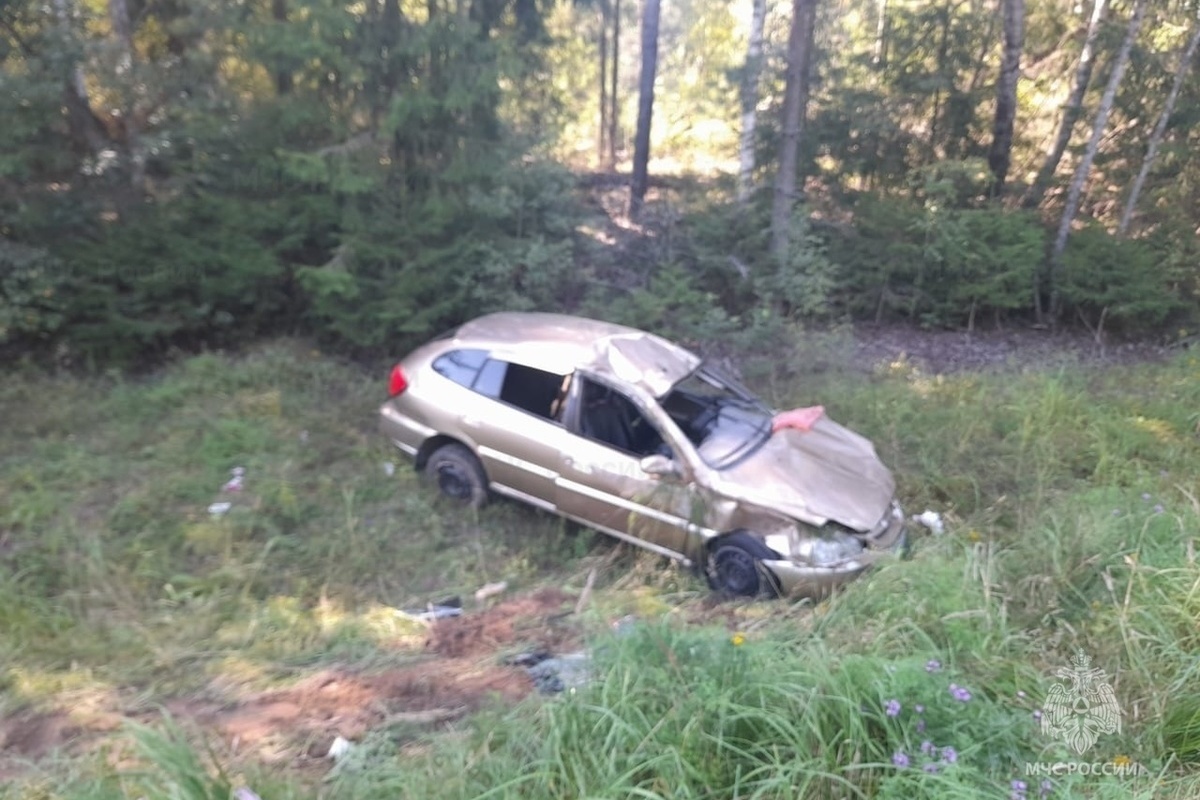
707, 532, 778, 598
424, 443, 488, 507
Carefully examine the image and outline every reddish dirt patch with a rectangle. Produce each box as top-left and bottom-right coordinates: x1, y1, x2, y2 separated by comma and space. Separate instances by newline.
0, 708, 79, 781
165, 658, 533, 765
141, 590, 582, 767
428, 587, 574, 659
0, 708, 75, 759
1, 591, 583, 777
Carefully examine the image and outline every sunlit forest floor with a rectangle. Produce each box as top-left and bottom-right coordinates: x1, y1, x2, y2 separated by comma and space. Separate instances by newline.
2, 340, 1199, 798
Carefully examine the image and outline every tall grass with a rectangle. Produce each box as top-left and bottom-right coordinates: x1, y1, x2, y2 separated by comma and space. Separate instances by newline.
2, 344, 1198, 798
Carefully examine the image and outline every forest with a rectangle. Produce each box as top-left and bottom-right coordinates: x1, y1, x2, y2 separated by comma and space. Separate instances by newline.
2, 0, 1199, 364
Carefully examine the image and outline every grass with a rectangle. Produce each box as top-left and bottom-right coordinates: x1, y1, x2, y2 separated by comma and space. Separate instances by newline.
1, 340, 1199, 798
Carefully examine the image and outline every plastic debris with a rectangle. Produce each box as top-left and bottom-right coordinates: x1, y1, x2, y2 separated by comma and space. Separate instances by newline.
417, 603, 463, 621
207, 502, 232, 517
914, 510, 944, 535
474, 581, 508, 603
395, 596, 463, 624
511, 650, 592, 694
382, 461, 396, 477
222, 466, 245, 493
327, 735, 353, 761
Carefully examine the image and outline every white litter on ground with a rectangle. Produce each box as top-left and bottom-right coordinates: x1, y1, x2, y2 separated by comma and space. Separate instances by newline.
914, 510, 944, 535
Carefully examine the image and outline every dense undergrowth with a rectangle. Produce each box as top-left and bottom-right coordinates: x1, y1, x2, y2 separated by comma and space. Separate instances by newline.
1, 339, 1199, 799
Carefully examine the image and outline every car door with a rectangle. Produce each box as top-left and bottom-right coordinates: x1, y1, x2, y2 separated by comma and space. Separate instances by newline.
430, 350, 575, 506
555, 375, 695, 558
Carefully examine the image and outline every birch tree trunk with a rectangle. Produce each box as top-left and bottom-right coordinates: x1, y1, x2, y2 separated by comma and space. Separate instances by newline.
987, 0, 1024, 195
770, 0, 816, 262
1048, 0, 1148, 315
628, 0, 661, 219
1022, 0, 1106, 208
736, 0, 768, 205
1118, 20, 1200, 236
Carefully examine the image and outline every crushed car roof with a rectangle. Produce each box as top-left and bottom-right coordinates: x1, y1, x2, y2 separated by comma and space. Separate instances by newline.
453, 312, 701, 397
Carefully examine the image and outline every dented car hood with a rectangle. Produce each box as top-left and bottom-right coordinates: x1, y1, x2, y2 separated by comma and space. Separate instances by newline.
715, 416, 895, 531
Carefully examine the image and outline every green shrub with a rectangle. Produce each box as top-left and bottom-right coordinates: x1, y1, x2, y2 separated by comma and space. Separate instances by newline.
1059, 224, 1181, 336
0, 241, 66, 344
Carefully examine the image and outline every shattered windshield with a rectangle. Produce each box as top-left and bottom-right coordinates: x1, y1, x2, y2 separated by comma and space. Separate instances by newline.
659, 366, 773, 469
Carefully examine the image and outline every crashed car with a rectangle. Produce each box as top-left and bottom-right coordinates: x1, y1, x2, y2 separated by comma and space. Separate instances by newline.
379, 312, 906, 597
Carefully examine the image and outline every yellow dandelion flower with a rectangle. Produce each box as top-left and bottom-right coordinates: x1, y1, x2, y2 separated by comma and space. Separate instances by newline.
967, 530, 983, 543
1113, 754, 1132, 768
731, 632, 746, 647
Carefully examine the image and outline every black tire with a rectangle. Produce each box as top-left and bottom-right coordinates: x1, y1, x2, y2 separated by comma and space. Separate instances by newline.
706, 531, 781, 598
424, 443, 488, 507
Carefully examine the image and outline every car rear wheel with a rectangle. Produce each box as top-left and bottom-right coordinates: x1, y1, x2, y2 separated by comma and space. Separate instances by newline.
707, 532, 779, 598
425, 443, 488, 507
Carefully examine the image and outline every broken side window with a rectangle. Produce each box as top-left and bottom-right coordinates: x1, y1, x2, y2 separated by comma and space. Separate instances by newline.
576, 378, 671, 458
493, 361, 566, 421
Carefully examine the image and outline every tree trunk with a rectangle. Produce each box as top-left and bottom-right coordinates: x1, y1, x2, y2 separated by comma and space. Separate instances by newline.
52, 0, 109, 155
770, 0, 816, 262
1022, 0, 1107, 208
873, 0, 887, 67
737, 0, 768, 205
273, 0, 293, 95
628, 0, 661, 219
987, 0, 1024, 195
598, 0, 609, 165
1048, 0, 1148, 315
109, 0, 145, 194
608, 0, 620, 168
1118, 20, 1200, 236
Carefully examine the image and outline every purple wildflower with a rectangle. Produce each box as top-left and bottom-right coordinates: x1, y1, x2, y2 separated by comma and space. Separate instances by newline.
916, 719, 926, 733
1011, 779, 1028, 800
923, 762, 940, 773
1039, 779, 1053, 797
885, 699, 901, 717
1154, 504, 1164, 514
925, 659, 942, 673
1141, 492, 1152, 501
941, 746, 957, 764
893, 750, 910, 768
914, 704, 925, 714
949, 683, 972, 702
920, 740, 935, 756
1033, 709, 1043, 721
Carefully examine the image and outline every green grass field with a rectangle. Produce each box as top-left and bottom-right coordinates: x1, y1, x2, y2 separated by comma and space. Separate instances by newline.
2, 340, 1198, 799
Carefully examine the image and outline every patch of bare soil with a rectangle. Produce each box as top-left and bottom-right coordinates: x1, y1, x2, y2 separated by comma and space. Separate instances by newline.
428, 587, 574, 658
850, 323, 1171, 375
0, 709, 77, 778
167, 590, 577, 767
168, 660, 533, 767
0, 590, 582, 778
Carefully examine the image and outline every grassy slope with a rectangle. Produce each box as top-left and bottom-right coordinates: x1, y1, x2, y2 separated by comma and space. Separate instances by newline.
1, 341, 1198, 798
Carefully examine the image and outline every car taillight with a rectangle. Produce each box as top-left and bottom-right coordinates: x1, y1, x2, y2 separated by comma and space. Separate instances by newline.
388, 364, 408, 397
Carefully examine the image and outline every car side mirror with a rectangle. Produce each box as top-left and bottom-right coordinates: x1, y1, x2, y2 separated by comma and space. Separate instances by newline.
640, 454, 679, 478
